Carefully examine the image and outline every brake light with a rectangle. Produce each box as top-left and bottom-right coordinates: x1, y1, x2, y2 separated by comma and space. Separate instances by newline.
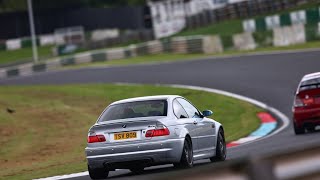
294, 97, 304, 107
303, 98, 314, 105
88, 134, 106, 143
145, 128, 170, 137
294, 97, 314, 107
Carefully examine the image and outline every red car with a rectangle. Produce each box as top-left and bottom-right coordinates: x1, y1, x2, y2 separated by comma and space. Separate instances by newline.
293, 72, 320, 135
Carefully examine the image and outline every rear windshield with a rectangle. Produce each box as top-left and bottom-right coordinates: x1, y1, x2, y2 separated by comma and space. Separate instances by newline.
98, 100, 168, 122
299, 77, 320, 92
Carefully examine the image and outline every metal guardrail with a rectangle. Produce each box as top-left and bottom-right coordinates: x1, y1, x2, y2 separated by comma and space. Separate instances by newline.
152, 144, 320, 180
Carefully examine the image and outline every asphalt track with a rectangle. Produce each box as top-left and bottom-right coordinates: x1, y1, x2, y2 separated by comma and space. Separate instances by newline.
1, 50, 320, 179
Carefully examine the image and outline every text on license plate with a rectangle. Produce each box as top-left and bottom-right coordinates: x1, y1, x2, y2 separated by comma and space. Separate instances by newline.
114, 132, 137, 140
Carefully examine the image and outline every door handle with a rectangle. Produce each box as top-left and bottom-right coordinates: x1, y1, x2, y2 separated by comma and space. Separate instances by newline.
193, 121, 198, 125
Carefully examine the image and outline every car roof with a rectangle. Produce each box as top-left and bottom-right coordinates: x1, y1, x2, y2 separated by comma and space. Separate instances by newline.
301, 72, 320, 82
110, 95, 181, 105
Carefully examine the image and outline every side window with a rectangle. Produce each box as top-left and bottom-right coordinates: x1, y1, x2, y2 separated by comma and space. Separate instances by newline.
173, 99, 188, 119
177, 98, 200, 118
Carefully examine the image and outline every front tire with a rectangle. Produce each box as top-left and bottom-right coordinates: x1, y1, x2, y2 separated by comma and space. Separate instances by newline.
88, 165, 109, 179
174, 137, 193, 168
294, 123, 305, 135
210, 129, 226, 162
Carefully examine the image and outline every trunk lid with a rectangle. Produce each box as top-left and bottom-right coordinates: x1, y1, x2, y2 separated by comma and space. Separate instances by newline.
87, 116, 166, 146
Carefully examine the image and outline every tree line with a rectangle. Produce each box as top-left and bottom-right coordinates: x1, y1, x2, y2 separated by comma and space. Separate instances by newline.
0, 0, 146, 12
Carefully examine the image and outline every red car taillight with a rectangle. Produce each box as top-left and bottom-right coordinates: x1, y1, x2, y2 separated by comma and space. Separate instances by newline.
88, 134, 106, 143
145, 128, 170, 137
294, 97, 305, 107
303, 98, 314, 105
294, 97, 314, 107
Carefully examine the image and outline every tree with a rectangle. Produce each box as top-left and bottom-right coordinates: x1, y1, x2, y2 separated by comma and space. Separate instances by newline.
0, 0, 147, 12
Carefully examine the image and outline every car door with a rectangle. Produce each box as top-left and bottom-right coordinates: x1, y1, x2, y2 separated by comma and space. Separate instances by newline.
177, 98, 216, 153
172, 99, 198, 152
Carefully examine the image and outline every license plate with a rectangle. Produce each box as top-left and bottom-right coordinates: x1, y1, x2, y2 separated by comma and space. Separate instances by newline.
114, 131, 137, 140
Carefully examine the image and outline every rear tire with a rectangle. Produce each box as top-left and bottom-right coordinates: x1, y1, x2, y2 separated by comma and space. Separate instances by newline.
129, 167, 144, 174
88, 165, 109, 179
174, 137, 193, 168
294, 123, 305, 135
210, 129, 226, 162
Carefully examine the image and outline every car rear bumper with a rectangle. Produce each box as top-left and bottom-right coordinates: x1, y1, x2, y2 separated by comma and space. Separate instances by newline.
295, 118, 320, 128
85, 138, 184, 169
294, 108, 320, 127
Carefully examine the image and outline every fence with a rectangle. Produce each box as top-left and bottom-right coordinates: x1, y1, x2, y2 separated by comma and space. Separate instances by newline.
151, 144, 320, 180
243, 7, 320, 32
185, 0, 316, 30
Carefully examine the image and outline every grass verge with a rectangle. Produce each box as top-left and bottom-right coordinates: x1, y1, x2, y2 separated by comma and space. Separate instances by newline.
0, 46, 53, 65
0, 84, 262, 180
174, 2, 320, 37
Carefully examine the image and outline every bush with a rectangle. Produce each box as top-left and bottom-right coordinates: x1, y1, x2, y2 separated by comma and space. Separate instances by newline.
252, 30, 273, 48
21, 38, 32, 48
0, 41, 5, 51
220, 35, 234, 50
305, 24, 320, 41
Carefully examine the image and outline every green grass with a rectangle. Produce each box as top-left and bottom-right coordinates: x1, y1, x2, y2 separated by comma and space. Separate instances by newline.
0, 84, 262, 180
0, 46, 53, 65
68, 53, 211, 69
175, 20, 243, 37
175, 2, 320, 37
66, 40, 320, 69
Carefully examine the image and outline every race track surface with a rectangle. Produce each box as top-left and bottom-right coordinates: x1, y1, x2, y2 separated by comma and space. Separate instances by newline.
1, 50, 320, 179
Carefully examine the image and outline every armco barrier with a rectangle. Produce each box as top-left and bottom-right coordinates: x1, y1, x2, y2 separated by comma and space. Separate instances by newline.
136, 43, 149, 56
107, 48, 126, 60
171, 35, 223, 54
46, 59, 61, 71
0, 27, 313, 80
32, 63, 46, 72
153, 144, 320, 180
243, 6, 320, 33
74, 53, 92, 64
273, 24, 306, 47
91, 51, 107, 62
146, 40, 163, 55
171, 37, 188, 54
0, 69, 6, 79
6, 68, 19, 77
18, 63, 33, 76
203, 36, 223, 54
60, 57, 75, 66
233, 32, 256, 50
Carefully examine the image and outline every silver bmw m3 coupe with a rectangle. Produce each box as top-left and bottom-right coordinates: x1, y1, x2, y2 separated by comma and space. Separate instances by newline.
85, 95, 226, 179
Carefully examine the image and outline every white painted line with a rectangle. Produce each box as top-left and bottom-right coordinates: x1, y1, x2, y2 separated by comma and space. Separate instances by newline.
167, 84, 290, 148
33, 83, 290, 180
34, 171, 89, 180
233, 136, 260, 144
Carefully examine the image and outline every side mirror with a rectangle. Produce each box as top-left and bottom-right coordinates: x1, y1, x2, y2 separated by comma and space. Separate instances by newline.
202, 110, 213, 117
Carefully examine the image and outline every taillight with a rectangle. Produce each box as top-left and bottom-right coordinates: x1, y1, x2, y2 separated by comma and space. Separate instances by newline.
294, 97, 314, 107
294, 97, 304, 107
303, 98, 314, 105
88, 133, 106, 143
145, 128, 170, 137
